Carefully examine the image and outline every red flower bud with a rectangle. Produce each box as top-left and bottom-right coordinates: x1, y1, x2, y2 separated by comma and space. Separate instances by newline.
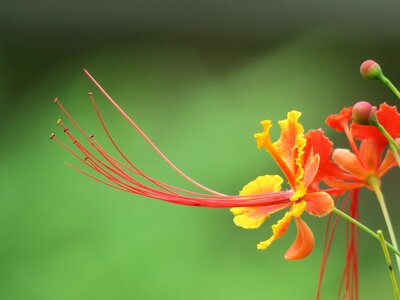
360, 60, 382, 79
352, 101, 375, 125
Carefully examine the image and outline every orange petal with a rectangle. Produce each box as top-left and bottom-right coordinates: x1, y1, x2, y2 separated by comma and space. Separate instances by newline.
303, 192, 334, 217
378, 138, 400, 177
323, 177, 365, 190
284, 217, 314, 260
359, 138, 381, 175
303, 153, 320, 188
332, 148, 366, 179
305, 129, 347, 182
273, 111, 305, 173
326, 107, 352, 131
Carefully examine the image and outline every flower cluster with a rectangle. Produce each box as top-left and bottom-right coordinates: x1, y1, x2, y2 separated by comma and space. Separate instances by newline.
52, 61, 400, 300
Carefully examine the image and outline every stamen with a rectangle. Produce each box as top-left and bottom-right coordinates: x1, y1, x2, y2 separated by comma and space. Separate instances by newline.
83, 69, 224, 196
55, 98, 91, 142
342, 122, 360, 157
86, 92, 182, 196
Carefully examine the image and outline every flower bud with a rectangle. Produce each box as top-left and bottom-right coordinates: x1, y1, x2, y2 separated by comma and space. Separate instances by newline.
360, 60, 382, 79
352, 101, 375, 125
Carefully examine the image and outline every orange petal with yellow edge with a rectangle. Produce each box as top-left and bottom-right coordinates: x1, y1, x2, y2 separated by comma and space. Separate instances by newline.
284, 217, 314, 260
273, 111, 304, 172
303, 192, 334, 217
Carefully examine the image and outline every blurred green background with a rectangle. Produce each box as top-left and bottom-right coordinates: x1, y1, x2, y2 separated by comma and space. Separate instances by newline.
1, 1, 400, 299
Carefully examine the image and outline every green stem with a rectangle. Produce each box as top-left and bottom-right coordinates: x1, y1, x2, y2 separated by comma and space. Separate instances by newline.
332, 207, 400, 257
389, 143, 400, 168
375, 122, 400, 153
377, 230, 400, 300
368, 176, 400, 276
380, 74, 400, 100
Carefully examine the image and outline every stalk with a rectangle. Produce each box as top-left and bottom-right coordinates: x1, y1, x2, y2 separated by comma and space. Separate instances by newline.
367, 176, 400, 277
331, 207, 400, 257
380, 75, 400, 100
377, 230, 400, 300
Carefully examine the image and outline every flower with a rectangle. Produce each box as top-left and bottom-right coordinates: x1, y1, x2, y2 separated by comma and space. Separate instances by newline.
317, 102, 400, 300
231, 111, 334, 259
51, 70, 337, 260
325, 103, 400, 190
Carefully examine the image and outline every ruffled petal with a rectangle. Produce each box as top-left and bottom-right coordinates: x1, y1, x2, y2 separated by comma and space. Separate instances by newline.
332, 148, 366, 179
273, 111, 305, 173
254, 112, 306, 188
254, 120, 273, 150
305, 129, 348, 182
239, 175, 284, 196
303, 192, 334, 217
231, 175, 286, 229
284, 217, 314, 260
231, 203, 291, 229
326, 107, 352, 131
257, 211, 292, 250
289, 182, 307, 201
256, 200, 307, 250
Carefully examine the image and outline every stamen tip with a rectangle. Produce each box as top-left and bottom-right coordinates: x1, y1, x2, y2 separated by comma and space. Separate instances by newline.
88, 92, 93, 96
57, 118, 62, 125
54, 98, 59, 103
50, 133, 56, 139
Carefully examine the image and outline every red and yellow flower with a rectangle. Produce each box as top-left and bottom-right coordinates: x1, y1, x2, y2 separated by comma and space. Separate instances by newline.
52, 70, 339, 261
231, 111, 334, 259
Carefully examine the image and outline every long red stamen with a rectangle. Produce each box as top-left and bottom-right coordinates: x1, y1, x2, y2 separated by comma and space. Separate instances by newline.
52, 71, 340, 209
86, 92, 215, 197
342, 123, 360, 157
52, 114, 296, 207
337, 189, 359, 300
83, 69, 224, 196
317, 192, 351, 300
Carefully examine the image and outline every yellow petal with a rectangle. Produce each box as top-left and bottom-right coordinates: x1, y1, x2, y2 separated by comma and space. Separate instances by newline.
289, 182, 307, 201
257, 211, 293, 250
254, 120, 273, 150
239, 175, 284, 196
231, 175, 285, 229
291, 200, 306, 218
